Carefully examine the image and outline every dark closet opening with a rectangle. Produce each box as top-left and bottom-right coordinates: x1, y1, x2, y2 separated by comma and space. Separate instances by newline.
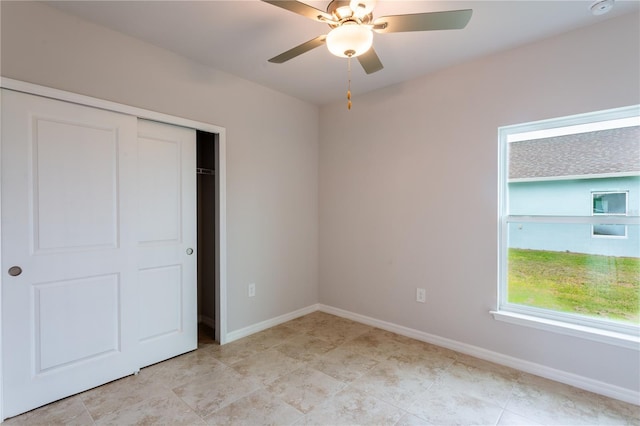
196, 130, 218, 343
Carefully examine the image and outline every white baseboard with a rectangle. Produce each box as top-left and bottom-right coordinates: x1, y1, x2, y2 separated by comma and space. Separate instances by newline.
225, 304, 320, 343
318, 304, 640, 406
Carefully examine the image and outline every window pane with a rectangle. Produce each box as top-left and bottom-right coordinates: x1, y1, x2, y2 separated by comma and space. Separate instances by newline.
501, 107, 640, 334
507, 222, 639, 324
593, 224, 626, 237
593, 192, 627, 215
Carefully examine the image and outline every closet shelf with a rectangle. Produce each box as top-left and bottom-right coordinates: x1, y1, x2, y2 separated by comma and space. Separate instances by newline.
197, 168, 215, 175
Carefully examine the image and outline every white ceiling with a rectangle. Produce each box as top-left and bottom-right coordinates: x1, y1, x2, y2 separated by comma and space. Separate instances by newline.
48, 0, 639, 106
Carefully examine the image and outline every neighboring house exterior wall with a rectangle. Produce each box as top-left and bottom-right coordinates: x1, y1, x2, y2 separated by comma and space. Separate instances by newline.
508, 176, 640, 257
507, 125, 639, 258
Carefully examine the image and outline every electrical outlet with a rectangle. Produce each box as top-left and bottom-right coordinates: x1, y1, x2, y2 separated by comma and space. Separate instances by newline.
416, 288, 426, 303
248, 283, 256, 297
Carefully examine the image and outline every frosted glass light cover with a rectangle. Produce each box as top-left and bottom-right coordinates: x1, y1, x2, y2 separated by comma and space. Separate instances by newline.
326, 24, 373, 58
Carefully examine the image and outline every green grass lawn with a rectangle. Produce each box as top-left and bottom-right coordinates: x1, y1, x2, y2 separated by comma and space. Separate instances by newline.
508, 248, 640, 324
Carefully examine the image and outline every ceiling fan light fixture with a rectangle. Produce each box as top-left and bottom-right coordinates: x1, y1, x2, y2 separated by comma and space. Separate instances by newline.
334, 4, 354, 20
326, 24, 373, 58
349, 0, 376, 19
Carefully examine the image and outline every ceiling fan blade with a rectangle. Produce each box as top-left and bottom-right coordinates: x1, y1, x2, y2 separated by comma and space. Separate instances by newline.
357, 47, 384, 74
268, 35, 327, 64
262, 0, 334, 22
373, 9, 472, 33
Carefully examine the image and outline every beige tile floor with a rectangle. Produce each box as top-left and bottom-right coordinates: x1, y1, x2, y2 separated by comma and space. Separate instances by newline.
5, 311, 640, 425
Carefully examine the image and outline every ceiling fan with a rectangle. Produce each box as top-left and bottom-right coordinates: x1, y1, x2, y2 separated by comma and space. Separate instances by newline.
262, 0, 473, 75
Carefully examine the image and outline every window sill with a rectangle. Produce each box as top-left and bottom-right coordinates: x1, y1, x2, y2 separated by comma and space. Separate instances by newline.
491, 310, 640, 350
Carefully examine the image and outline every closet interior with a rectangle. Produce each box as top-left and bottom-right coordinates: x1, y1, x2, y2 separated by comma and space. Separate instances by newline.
196, 130, 218, 343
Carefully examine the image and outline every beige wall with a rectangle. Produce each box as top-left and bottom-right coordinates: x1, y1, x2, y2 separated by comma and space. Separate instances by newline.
0, 1, 319, 332
319, 12, 640, 393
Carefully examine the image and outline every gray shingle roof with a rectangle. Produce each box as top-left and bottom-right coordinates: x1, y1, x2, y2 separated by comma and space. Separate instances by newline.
509, 126, 640, 180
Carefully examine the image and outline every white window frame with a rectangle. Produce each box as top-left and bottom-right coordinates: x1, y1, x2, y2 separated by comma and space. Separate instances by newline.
493, 105, 640, 349
592, 191, 628, 238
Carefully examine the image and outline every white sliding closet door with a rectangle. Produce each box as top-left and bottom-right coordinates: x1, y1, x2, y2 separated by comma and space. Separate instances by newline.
136, 119, 197, 368
1, 90, 139, 417
1, 91, 197, 418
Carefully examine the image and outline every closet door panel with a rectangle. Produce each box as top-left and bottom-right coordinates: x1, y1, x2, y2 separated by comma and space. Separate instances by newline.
1, 89, 139, 418
35, 274, 120, 371
138, 265, 182, 342
138, 135, 181, 243
34, 118, 118, 251
136, 119, 197, 368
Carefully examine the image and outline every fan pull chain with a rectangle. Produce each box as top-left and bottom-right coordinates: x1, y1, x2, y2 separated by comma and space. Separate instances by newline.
347, 56, 352, 110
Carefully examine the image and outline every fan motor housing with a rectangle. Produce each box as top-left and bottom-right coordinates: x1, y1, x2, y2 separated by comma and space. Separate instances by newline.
327, 0, 373, 26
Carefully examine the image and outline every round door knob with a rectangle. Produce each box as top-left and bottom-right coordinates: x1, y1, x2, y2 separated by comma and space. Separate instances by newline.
8, 266, 22, 276
186, 248, 194, 255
